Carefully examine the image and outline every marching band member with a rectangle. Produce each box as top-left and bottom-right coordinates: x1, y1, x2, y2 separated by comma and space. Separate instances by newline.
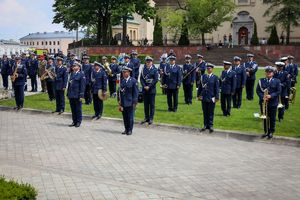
11, 56, 27, 110
161, 55, 182, 112
232, 56, 246, 109
159, 54, 168, 95
45, 57, 56, 101
38, 55, 47, 92
274, 61, 289, 122
1, 54, 11, 90
53, 57, 68, 114
91, 62, 107, 120
130, 50, 141, 81
244, 54, 258, 100
26, 53, 39, 92
256, 66, 281, 139
197, 63, 219, 133
140, 56, 158, 125
220, 61, 236, 116
195, 54, 206, 89
123, 54, 134, 78
288, 55, 298, 87
82, 55, 93, 105
118, 66, 139, 135
182, 54, 196, 105
108, 56, 120, 97
67, 62, 86, 128
281, 56, 292, 110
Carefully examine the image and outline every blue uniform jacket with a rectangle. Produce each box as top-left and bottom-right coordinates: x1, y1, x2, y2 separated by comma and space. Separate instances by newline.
0, 60, 11, 75
91, 69, 107, 94
108, 63, 120, 81
232, 65, 246, 88
182, 63, 196, 85
162, 64, 182, 90
256, 78, 281, 107
285, 64, 295, 79
197, 74, 220, 102
124, 62, 135, 79
119, 77, 138, 107
54, 66, 68, 90
140, 65, 158, 94
130, 58, 140, 78
220, 70, 237, 94
67, 71, 86, 99
26, 58, 39, 77
244, 61, 258, 80
274, 70, 290, 97
82, 63, 92, 84
195, 61, 207, 71
13, 64, 27, 86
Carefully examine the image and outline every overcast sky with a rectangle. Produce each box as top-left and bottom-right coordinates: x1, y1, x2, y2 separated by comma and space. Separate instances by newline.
0, 0, 66, 41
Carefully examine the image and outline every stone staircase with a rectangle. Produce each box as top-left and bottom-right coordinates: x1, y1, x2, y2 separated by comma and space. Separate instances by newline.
196, 46, 273, 67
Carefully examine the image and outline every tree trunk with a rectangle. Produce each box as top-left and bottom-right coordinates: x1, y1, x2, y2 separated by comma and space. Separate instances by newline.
102, 16, 109, 45
201, 32, 205, 45
122, 16, 128, 46
286, 22, 290, 45
96, 15, 102, 45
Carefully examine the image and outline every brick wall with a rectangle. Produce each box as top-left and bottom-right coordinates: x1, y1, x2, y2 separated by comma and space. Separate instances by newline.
71, 46, 206, 62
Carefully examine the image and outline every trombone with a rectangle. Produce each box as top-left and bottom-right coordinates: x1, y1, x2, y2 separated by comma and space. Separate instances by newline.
260, 89, 270, 134
277, 95, 284, 109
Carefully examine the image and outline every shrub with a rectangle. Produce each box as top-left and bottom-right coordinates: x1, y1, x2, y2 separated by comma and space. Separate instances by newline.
267, 26, 280, 45
0, 176, 37, 200
250, 22, 259, 45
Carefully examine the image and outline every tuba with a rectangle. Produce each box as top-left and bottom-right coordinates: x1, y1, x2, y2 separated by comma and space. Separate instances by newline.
40, 68, 56, 81
103, 62, 112, 77
289, 87, 296, 104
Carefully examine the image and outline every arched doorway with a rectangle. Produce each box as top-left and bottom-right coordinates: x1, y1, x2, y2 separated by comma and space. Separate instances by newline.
238, 27, 248, 45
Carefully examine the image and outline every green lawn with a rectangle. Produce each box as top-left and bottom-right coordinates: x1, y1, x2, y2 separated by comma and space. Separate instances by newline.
1, 68, 300, 138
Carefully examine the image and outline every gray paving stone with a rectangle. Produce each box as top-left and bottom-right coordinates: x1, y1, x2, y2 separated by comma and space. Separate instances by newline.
0, 110, 300, 200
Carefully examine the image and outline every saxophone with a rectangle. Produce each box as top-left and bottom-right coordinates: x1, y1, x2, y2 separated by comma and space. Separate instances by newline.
11, 64, 19, 82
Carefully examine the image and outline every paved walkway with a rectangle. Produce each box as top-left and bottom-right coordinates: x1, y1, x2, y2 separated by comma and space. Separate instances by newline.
0, 110, 299, 200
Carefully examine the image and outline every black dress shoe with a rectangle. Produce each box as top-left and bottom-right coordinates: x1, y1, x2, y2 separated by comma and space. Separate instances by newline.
52, 111, 58, 113
173, 109, 177, 112
13, 106, 18, 110
126, 131, 132, 135
168, 109, 173, 112
140, 119, 148, 124
69, 123, 76, 127
148, 120, 153, 125
122, 131, 127, 135
209, 128, 214, 133
96, 116, 101, 120
200, 128, 206, 132
75, 123, 81, 128
268, 133, 273, 139
58, 111, 64, 115
92, 115, 97, 119
261, 133, 268, 138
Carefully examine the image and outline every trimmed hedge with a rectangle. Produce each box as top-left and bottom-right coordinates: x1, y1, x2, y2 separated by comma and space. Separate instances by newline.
89, 54, 152, 63
0, 176, 37, 200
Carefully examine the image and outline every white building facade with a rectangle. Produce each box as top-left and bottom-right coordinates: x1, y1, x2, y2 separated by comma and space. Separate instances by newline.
0, 40, 30, 57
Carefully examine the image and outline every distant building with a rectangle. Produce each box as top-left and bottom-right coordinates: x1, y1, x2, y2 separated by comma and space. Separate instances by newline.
0, 39, 30, 57
20, 31, 84, 54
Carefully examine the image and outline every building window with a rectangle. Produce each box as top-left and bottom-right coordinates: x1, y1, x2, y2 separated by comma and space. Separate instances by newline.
45, 41, 48, 45
237, 0, 248, 4
49, 49, 52, 53
53, 49, 56, 53
42, 41, 44, 45
37, 42, 39, 45
49, 41, 52, 45
57, 41, 60, 45
33, 42, 35, 45
263, 0, 272, 3
53, 41, 56, 45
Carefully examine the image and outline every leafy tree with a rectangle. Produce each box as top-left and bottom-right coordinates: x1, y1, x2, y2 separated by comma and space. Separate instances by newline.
178, 22, 190, 45
264, 0, 300, 44
267, 25, 280, 45
250, 22, 259, 45
153, 16, 163, 46
159, 0, 235, 45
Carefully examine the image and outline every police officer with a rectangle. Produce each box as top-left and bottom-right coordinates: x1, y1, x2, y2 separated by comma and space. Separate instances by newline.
67, 53, 76, 73
91, 62, 107, 120
140, 56, 158, 125
1, 54, 11, 90
197, 63, 219, 133
244, 54, 258, 100
182, 54, 196, 105
11, 56, 27, 110
108, 56, 120, 97
195, 54, 206, 89
220, 61, 236, 116
232, 56, 246, 108
53, 57, 68, 114
27, 53, 39, 92
256, 66, 281, 139
21, 53, 28, 91
288, 55, 298, 87
274, 61, 289, 122
159, 54, 168, 95
162, 55, 182, 112
67, 62, 86, 127
82, 55, 92, 104
130, 50, 141, 80
118, 67, 139, 135
45, 57, 56, 101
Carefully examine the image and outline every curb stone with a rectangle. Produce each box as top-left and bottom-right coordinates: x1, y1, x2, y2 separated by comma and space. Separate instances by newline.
0, 105, 299, 148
